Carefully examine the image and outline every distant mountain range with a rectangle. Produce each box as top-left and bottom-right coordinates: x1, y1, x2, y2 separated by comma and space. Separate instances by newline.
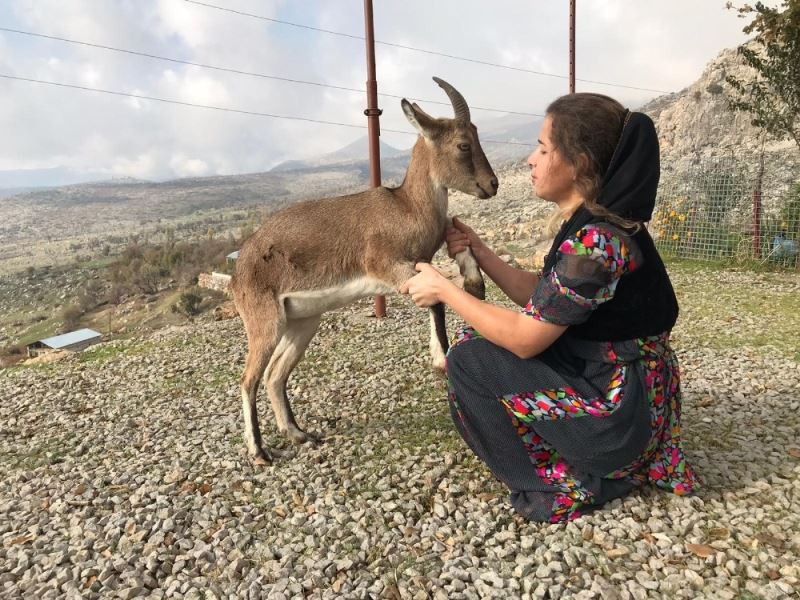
5, 43, 796, 200
0, 111, 541, 192
269, 137, 408, 173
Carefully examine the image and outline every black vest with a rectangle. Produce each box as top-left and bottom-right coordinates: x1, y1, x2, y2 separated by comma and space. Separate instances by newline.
567, 226, 679, 342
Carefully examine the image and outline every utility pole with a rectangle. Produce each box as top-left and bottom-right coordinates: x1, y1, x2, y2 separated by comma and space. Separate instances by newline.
569, 0, 576, 94
363, 0, 386, 318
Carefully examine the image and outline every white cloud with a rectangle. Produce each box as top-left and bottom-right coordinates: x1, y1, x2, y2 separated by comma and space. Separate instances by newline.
0, 0, 771, 185
169, 154, 209, 177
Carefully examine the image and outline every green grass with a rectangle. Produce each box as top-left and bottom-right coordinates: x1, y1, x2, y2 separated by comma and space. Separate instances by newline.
75, 339, 155, 365
666, 259, 800, 358
0, 430, 79, 470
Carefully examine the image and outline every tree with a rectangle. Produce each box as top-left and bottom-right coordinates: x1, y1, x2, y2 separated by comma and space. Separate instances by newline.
173, 288, 203, 317
725, 1, 800, 150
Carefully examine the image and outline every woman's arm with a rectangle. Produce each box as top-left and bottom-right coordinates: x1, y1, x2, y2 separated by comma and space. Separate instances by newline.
400, 264, 566, 359
447, 217, 539, 307
471, 244, 540, 307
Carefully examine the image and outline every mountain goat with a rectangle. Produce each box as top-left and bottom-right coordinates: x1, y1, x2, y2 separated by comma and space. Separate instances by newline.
231, 77, 498, 464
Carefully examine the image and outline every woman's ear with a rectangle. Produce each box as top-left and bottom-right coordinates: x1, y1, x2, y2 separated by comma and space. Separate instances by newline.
574, 153, 590, 181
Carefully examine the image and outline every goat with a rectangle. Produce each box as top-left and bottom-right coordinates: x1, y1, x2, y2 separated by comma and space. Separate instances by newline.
231, 77, 498, 464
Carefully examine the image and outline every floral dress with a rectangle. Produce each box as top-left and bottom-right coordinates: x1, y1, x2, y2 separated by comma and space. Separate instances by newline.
446, 224, 697, 523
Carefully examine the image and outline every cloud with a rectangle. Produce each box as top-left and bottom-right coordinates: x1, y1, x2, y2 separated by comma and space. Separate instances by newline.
0, 0, 767, 185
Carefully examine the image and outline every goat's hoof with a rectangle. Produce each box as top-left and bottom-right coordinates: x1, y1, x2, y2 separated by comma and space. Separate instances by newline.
250, 449, 273, 466
285, 427, 321, 445
464, 280, 486, 300
430, 363, 447, 379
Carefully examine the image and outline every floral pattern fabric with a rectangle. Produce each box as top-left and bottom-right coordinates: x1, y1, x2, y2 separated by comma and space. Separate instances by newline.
446, 224, 697, 523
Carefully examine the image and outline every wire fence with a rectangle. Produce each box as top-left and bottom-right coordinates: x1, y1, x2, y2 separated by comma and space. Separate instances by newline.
651, 155, 800, 268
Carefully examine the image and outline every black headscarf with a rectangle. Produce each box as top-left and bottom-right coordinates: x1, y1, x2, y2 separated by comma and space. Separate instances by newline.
543, 111, 661, 274
539, 110, 678, 341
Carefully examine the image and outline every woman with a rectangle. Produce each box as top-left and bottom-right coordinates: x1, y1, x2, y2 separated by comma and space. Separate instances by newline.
399, 93, 697, 523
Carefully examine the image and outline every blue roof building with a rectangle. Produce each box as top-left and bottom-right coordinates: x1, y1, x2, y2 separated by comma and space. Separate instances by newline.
27, 328, 102, 357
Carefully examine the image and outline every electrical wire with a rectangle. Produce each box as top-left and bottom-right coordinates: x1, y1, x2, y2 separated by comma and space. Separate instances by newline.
0, 27, 544, 117
183, 0, 671, 94
0, 73, 535, 146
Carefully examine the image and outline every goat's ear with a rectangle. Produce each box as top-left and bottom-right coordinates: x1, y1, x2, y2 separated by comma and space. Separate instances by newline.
411, 102, 435, 121
402, 98, 436, 139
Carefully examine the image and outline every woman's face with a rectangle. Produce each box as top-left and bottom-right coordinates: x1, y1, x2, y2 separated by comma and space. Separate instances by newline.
527, 115, 578, 205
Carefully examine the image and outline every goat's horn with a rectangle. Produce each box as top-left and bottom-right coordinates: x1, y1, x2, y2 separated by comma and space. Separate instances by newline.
432, 76, 470, 123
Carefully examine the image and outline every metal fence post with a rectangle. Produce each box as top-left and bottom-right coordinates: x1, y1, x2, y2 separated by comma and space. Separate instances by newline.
363, 0, 385, 318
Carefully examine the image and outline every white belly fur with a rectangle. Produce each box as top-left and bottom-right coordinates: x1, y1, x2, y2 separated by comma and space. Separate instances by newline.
280, 277, 396, 319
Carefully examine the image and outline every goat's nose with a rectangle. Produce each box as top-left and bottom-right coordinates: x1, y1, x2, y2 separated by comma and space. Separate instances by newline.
490, 178, 499, 191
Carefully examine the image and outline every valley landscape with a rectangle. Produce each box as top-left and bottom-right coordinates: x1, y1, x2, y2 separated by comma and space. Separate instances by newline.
1, 41, 799, 599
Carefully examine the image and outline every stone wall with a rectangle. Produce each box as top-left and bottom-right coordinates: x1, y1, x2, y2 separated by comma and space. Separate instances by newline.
198, 272, 232, 294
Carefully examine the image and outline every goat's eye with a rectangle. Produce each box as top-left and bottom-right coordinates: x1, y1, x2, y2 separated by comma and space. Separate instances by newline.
458, 143, 471, 152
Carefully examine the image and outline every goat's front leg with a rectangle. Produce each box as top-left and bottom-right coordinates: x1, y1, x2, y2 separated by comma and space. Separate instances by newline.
448, 217, 486, 300
369, 259, 449, 371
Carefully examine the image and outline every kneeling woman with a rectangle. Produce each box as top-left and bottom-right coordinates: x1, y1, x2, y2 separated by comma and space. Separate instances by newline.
400, 93, 697, 523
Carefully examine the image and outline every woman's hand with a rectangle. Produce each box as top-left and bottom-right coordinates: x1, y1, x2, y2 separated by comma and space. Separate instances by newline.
445, 216, 486, 260
399, 263, 452, 307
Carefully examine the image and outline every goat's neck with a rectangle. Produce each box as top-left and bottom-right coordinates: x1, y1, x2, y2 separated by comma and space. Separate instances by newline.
397, 138, 448, 223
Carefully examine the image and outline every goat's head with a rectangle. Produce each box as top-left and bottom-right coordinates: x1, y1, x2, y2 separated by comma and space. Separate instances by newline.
401, 77, 498, 199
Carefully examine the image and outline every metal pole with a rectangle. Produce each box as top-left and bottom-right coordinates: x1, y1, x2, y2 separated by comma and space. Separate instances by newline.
363, 0, 385, 318
569, 0, 576, 94
753, 153, 764, 259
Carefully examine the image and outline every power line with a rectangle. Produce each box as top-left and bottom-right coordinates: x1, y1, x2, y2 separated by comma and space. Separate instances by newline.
0, 74, 535, 146
0, 27, 543, 117
183, 0, 671, 95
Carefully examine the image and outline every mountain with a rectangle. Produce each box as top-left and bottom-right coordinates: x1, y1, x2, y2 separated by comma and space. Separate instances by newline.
0, 166, 106, 189
639, 46, 798, 175
270, 137, 407, 173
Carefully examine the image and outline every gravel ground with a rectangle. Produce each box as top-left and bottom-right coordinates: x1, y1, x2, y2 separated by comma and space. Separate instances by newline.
2, 238, 800, 598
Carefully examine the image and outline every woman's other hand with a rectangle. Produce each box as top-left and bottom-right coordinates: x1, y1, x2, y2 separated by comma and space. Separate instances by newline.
445, 216, 485, 259
399, 263, 451, 307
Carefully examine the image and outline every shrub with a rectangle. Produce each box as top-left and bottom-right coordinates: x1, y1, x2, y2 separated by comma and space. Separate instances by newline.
59, 304, 83, 332
173, 288, 203, 317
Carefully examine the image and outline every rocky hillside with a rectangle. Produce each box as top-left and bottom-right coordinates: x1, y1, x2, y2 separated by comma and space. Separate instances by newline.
640, 46, 799, 179
1, 258, 799, 599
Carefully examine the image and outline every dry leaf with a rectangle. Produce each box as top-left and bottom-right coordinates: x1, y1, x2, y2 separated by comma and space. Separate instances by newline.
6, 534, 35, 546
788, 448, 800, 458
756, 533, 784, 549
606, 547, 629, 558
698, 396, 715, 407
230, 480, 243, 492
641, 532, 656, 544
291, 491, 303, 506
686, 543, 716, 558
708, 527, 730, 540
73, 483, 87, 496
83, 575, 97, 589
273, 506, 287, 518
180, 482, 197, 493
125, 522, 136, 536
331, 574, 346, 594
766, 569, 781, 580
198, 483, 212, 495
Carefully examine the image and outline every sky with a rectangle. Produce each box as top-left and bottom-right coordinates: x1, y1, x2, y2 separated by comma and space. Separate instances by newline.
0, 0, 770, 186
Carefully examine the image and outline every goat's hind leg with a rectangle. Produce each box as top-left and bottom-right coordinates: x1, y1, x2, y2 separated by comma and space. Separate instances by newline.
265, 316, 321, 445
240, 313, 282, 466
